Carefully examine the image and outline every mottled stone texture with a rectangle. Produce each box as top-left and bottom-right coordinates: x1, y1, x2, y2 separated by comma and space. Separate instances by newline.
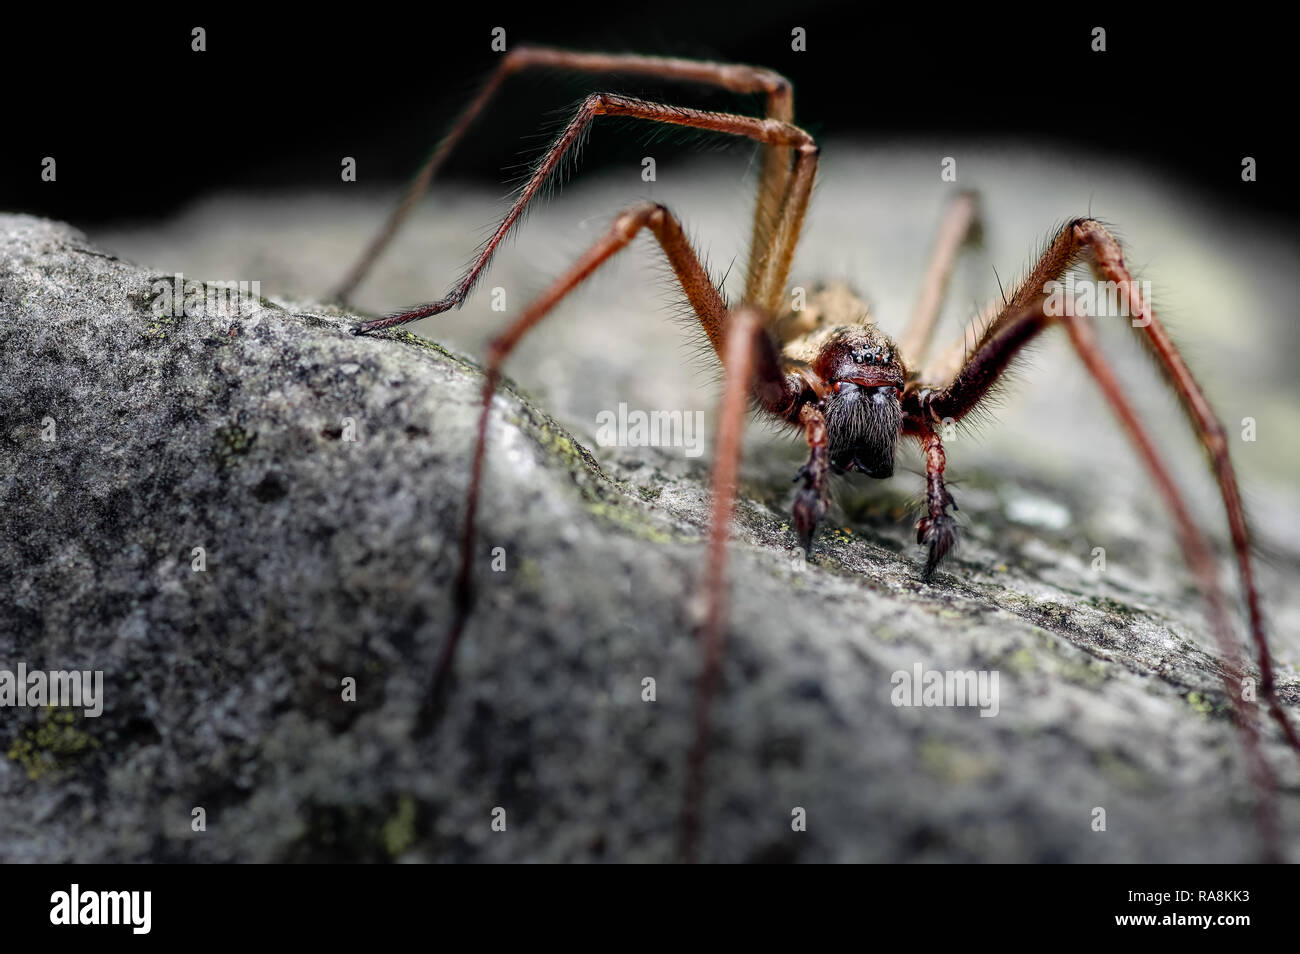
2, 210, 1297, 863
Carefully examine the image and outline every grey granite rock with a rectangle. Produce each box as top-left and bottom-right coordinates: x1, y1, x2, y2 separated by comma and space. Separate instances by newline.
2, 147, 1298, 862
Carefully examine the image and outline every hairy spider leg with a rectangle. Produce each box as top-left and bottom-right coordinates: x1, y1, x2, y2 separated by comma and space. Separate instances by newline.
680, 304, 771, 863
418, 201, 816, 861
426, 202, 725, 704
1075, 220, 1298, 758
902, 218, 1286, 861
335, 45, 797, 307
352, 93, 817, 333
886, 189, 982, 577
921, 217, 1299, 761
897, 190, 982, 372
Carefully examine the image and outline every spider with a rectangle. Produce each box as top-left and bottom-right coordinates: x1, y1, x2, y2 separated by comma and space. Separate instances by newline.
337, 46, 1298, 861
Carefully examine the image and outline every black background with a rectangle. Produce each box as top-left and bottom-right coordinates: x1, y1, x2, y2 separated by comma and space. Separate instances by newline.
2, 4, 1289, 226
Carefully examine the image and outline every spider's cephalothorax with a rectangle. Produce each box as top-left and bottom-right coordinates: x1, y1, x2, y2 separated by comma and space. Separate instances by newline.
819, 331, 904, 478
781, 294, 905, 479
765, 283, 909, 555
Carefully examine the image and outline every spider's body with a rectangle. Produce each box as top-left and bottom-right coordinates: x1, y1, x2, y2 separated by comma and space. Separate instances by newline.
335, 45, 1298, 861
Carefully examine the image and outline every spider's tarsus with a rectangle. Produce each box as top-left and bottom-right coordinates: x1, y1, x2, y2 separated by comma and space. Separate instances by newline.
792, 483, 827, 556
917, 512, 959, 582
353, 297, 460, 336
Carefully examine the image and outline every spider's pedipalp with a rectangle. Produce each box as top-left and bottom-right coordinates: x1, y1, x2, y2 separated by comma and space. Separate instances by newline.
918, 513, 959, 581
791, 402, 830, 555
914, 422, 959, 581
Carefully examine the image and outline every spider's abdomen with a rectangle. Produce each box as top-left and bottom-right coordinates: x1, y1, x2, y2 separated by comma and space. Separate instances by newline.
774, 281, 876, 360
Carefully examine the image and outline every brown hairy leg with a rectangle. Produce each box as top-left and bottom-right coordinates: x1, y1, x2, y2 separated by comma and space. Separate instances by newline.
920, 295, 1001, 389
902, 218, 1287, 859
791, 402, 831, 555
889, 190, 980, 578
917, 218, 1298, 759
1073, 221, 1300, 756
911, 420, 957, 581
682, 321, 829, 862
353, 92, 816, 333
420, 201, 813, 861
424, 201, 729, 715
897, 190, 982, 372
333, 46, 795, 305
1059, 308, 1280, 861
679, 304, 774, 863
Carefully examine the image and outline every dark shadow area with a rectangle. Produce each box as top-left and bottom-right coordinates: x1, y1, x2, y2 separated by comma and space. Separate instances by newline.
3, 4, 1290, 225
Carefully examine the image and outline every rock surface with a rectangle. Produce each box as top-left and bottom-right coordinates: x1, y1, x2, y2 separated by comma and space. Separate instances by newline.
2, 154, 1299, 862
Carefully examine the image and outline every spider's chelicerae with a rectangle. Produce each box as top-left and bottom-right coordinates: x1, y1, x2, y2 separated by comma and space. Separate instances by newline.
337, 46, 1297, 861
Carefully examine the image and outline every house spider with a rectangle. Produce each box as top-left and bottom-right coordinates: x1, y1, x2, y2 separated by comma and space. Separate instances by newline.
339, 46, 1298, 861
